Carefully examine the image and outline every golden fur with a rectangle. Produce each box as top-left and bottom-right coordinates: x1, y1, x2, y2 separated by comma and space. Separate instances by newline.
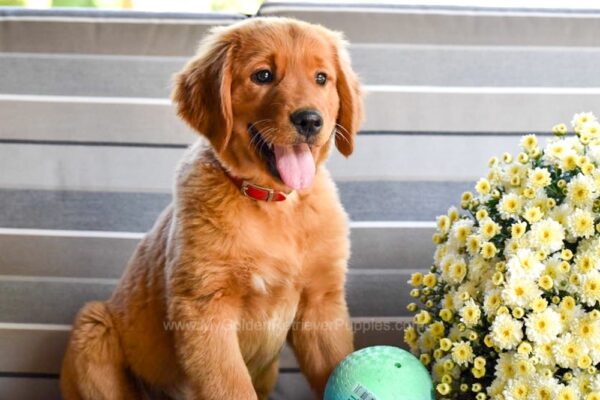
60, 17, 363, 400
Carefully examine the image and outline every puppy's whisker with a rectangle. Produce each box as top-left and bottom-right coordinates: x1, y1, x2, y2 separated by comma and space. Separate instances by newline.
249, 132, 263, 151
251, 120, 275, 135
334, 129, 351, 146
260, 128, 277, 140
335, 133, 350, 146
335, 123, 351, 137
249, 119, 272, 131
334, 125, 352, 145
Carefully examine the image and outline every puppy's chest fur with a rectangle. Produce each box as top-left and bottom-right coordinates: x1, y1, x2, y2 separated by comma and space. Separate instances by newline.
232, 199, 317, 365
229, 191, 346, 369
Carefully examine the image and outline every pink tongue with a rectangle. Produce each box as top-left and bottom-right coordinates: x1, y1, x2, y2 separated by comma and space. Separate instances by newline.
274, 143, 315, 190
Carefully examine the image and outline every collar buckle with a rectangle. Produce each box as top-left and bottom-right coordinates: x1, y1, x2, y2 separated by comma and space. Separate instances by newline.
241, 180, 275, 202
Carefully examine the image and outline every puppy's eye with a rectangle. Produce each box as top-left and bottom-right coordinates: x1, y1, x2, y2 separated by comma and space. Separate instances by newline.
252, 69, 274, 84
315, 72, 327, 86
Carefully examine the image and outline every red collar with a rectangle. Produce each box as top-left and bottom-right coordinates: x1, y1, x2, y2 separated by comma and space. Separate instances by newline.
226, 174, 289, 202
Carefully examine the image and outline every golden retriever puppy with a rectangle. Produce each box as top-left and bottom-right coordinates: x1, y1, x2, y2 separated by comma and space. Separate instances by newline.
60, 17, 363, 400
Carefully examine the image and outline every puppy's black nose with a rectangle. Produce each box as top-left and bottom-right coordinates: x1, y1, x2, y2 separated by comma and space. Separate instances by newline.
290, 109, 323, 137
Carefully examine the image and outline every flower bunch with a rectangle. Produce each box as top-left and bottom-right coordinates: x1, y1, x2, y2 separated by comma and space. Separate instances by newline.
405, 112, 600, 400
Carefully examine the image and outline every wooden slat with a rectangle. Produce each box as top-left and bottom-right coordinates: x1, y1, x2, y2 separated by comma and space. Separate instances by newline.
0, 377, 61, 400
0, 90, 594, 144
4, 46, 600, 98
271, 373, 313, 400
0, 229, 140, 278
0, 182, 469, 230
350, 222, 435, 270
0, 323, 69, 375
0, 14, 243, 56
365, 87, 600, 134
0, 223, 434, 278
0, 374, 311, 400
259, 3, 600, 46
0, 271, 413, 324
0, 53, 186, 98
0, 143, 182, 192
0, 317, 408, 374
0, 95, 193, 145
0, 135, 531, 191
349, 44, 600, 87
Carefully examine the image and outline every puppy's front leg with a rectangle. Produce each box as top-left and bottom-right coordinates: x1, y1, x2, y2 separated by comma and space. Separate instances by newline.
289, 268, 354, 398
169, 293, 257, 400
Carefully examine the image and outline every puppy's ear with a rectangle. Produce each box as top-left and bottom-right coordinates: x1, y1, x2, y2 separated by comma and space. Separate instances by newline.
334, 36, 363, 157
172, 29, 234, 153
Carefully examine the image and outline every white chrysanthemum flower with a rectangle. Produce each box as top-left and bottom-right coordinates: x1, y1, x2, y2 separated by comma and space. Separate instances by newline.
533, 341, 556, 366
506, 249, 545, 280
497, 192, 524, 219
521, 134, 539, 151
479, 217, 501, 240
436, 214, 451, 234
417, 330, 436, 353
466, 255, 489, 283
447, 325, 466, 343
549, 203, 572, 229
568, 208, 595, 238
430, 359, 446, 382
487, 377, 507, 399
581, 120, 600, 139
451, 340, 474, 366
581, 271, 600, 307
554, 333, 585, 369
543, 254, 566, 280
483, 288, 503, 316
433, 243, 448, 265
567, 174, 597, 208
528, 167, 552, 188
447, 258, 468, 285
495, 352, 517, 381
574, 251, 599, 274
466, 234, 481, 256
572, 111, 597, 131
475, 177, 492, 195
544, 139, 570, 162
525, 307, 562, 343
512, 355, 535, 377
448, 219, 474, 248
571, 369, 595, 397
556, 384, 580, 400
503, 237, 526, 259
558, 302, 586, 331
502, 274, 542, 308
566, 174, 597, 209
491, 314, 524, 350
529, 376, 560, 400
573, 315, 600, 350
528, 218, 565, 253
503, 378, 530, 400
578, 236, 600, 257
459, 299, 481, 327
439, 253, 459, 282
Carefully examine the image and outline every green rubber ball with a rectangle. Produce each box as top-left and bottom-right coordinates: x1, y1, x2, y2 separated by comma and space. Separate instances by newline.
324, 346, 434, 400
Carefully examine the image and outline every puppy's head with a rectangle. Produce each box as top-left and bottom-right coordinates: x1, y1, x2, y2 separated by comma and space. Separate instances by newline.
173, 17, 363, 191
